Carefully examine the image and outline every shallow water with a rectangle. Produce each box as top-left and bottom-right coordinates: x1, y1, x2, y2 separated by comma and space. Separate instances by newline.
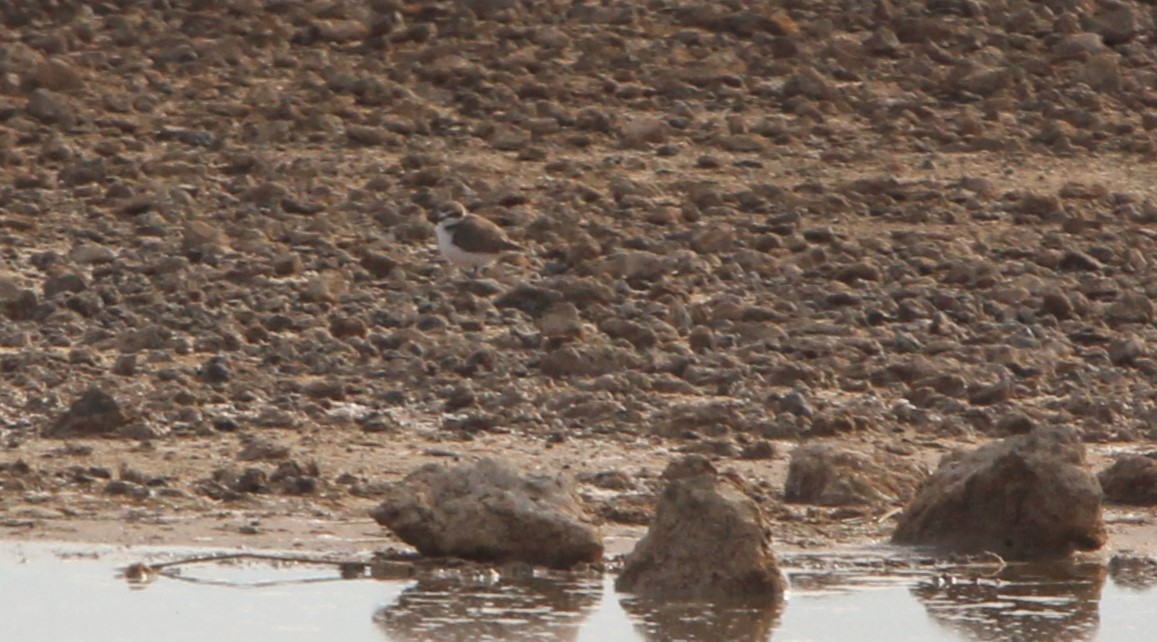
2, 542, 1155, 642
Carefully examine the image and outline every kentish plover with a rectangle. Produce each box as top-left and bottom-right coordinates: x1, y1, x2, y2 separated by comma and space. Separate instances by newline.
432, 201, 522, 275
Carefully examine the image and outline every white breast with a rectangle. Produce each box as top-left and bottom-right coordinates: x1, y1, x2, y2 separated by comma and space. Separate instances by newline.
436, 221, 498, 269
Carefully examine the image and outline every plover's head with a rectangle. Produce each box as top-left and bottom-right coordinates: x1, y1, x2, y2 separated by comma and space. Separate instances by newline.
432, 201, 468, 225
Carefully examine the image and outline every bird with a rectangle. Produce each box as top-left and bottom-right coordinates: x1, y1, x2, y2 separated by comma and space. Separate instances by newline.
431, 201, 522, 276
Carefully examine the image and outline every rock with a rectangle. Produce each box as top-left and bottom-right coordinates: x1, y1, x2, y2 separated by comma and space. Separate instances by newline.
1052, 33, 1107, 61
271, 460, 321, 495
1041, 289, 1075, 320
783, 68, 837, 100
1109, 337, 1145, 366
1059, 250, 1102, 272
208, 466, 270, 496
103, 480, 150, 499
994, 411, 1036, 436
532, 27, 570, 49
116, 422, 167, 441
494, 283, 562, 318
370, 458, 603, 568
655, 400, 744, 437
359, 412, 400, 434
489, 125, 529, 151
615, 455, 786, 604
42, 272, 86, 298
58, 157, 107, 186
578, 469, 635, 491
1090, 3, 1140, 45
833, 261, 881, 283
537, 302, 583, 340
1107, 292, 1154, 324
197, 356, 231, 382
360, 252, 397, 278
236, 435, 290, 462
778, 391, 813, 418
539, 345, 635, 378
1079, 54, 1122, 93
893, 427, 1106, 559
739, 440, 776, 460
1, 288, 38, 321
329, 315, 367, 339
574, 106, 613, 132
784, 444, 925, 506
951, 65, 1012, 96
462, 0, 517, 19
303, 379, 345, 400
32, 58, 85, 92
118, 324, 172, 352
271, 252, 303, 276
1018, 192, 1061, 216
597, 250, 668, 281
1098, 455, 1157, 505
619, 117, 668, 148
597, 318, 657, 349
69, 244, 116, 264
44, 387, 128, 437
111, 354, 136, 376
689, 225, 734, 254
301, 273, 346, 302
315, 19, 369, 42
25, 88, 76, 127
688, 325, 715, 352
1058, 181, 1108, 201
864, 27, 901, 56
968, 378, 1012, 406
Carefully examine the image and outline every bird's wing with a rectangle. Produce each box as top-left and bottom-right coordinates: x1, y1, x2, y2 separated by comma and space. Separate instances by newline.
449, 217, 523, 253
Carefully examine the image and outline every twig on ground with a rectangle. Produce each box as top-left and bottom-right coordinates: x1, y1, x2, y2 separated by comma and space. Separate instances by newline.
121, 551, 379, 585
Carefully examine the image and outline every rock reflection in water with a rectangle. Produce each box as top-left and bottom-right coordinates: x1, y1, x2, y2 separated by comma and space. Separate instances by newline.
1108, 555, 1157, 592
374, 573, 601, 641
911, 562, 1106, 642
620, 597, 781, 642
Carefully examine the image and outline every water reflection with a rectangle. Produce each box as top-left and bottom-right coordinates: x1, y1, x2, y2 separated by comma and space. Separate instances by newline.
619, 597, 780, 642
1107, 555, 1157, 592
375, 573, 602, 642
8, 542, 1157, 642
911, 562, 1106, 642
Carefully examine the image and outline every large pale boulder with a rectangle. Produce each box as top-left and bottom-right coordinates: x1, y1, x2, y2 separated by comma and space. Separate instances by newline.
893, 427, 1106, 559
370, 458, 602, 569
615, 455, 786, 604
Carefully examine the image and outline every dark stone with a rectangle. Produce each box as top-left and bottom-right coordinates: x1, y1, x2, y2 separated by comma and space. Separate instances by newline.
1098, 455, 1157, 505
43, 273, 87, 298
44, 387, 127, 437
494, 283, 563, 318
